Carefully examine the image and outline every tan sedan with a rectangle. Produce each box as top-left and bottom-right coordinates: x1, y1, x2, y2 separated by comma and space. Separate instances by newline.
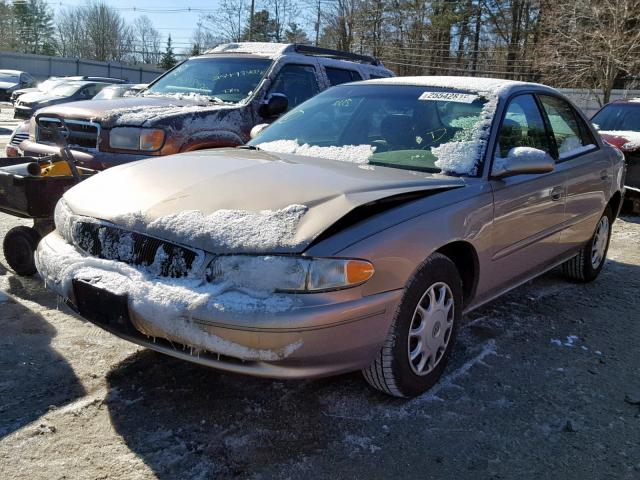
35, 77, 626, 397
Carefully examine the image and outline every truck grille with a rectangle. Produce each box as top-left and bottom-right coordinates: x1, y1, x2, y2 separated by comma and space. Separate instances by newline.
9, 132, 29, 146
36, 117, 100, 150
72, 221, 199, 278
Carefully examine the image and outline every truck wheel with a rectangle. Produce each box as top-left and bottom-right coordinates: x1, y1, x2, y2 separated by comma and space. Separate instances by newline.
362, 253, 463, 398
3, 226, 41, 276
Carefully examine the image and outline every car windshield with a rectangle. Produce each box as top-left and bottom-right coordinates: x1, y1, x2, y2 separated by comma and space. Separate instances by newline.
38, 79, 64, 92
93, 86, 127, 100
592, 103, 640, 132
50, 83, 83, 96
0, 72, 19, 83
249, 84, 490, 175
144, 57, 272, 103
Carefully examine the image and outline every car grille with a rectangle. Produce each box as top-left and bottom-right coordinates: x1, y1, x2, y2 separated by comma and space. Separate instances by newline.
36, 117, 100, 150
72, 221, 199, 278
10, 132, 29, 146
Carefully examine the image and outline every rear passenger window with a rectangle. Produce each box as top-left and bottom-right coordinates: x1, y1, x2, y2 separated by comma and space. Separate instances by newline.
269, 64, 320, 110
325, 67, 362, 86
539, 95, 596, 159
495, 94, 552, 159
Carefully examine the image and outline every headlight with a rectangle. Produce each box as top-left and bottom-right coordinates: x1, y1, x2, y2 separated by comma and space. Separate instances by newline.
206, 255, 375, 293
109, 127, 165, 151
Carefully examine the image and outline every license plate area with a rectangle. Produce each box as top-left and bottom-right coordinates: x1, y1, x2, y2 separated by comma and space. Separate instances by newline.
72, 278, 133, 332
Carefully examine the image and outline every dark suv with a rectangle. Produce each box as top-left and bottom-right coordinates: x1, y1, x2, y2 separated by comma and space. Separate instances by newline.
19, 43, 393, 169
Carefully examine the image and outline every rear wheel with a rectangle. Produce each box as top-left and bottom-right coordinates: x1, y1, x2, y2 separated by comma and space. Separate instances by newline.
562, 206, 612, 282
362, 253, 463, 398
3, 226, 41, 276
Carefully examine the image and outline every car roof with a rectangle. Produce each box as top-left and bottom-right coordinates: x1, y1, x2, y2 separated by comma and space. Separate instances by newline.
351, 75, 557, 97
203, 42, 387, 69
0, 69, 24, 75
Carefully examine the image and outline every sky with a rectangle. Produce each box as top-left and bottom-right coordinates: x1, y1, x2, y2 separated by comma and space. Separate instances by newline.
46, 0, 226, 52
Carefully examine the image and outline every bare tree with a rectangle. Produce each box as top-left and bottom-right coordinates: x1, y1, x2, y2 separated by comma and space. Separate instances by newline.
134, 16, 162, 64
200, 0, 247, 43
541, 0, 640, 104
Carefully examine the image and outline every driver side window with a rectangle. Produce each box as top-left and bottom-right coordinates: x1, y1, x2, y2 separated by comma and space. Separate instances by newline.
496, 94, 551, 159
268, 64, 319, 111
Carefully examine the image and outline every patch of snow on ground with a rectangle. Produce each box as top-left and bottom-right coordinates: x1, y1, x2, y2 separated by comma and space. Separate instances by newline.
550, 335, 579, 347
257, 139, 375, 164
343, 434, 381, 454
117, 204, 308, 254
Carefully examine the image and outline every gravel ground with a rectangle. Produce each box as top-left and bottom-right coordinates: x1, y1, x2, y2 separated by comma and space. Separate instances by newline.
0, 199, 638, 476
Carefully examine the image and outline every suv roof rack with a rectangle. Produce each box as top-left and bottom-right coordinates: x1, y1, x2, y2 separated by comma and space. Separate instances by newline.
290, 44, 380, 65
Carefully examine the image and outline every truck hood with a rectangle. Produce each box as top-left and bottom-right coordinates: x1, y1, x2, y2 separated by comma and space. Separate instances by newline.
35, 95, 238, 128
63, 148, 465, 254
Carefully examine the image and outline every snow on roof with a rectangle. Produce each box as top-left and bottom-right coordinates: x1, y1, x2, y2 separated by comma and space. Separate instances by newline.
206, 42, 291, 57
361, 75, 548, 96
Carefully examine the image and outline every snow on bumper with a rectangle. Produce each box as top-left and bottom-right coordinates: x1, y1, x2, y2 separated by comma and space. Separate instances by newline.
35, 232, 402, 377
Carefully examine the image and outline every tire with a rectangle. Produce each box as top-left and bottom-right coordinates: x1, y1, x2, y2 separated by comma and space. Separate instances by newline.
562, 206, 613, 282
3, 226, 41, 276
362, 253, 463, 398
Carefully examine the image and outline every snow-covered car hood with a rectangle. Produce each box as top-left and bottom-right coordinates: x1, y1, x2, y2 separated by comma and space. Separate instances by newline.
62, 148, 465, 253
18, 90, 63, 104
35, 95, 238, 128
0, 81, 18, 90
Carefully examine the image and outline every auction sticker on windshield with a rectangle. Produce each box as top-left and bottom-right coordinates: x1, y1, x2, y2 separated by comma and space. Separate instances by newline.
419, 91, 479, 103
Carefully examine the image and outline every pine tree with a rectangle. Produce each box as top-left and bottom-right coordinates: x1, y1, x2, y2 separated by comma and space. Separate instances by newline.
160, 34, 177, 70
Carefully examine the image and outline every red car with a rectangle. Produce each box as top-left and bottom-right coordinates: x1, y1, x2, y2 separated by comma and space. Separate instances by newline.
592, 98, 640, 212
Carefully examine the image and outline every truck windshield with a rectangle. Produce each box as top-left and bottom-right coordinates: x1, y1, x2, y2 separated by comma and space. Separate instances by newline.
144, 57, 272, 103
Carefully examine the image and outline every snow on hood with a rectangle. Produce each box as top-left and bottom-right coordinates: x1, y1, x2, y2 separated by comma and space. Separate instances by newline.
599, 130, 640, 151
61, 148, 465, 254
0, 81, 18, 90
116, 205, 309, 254
100, 98, 238, 128
256, 140, 376, 164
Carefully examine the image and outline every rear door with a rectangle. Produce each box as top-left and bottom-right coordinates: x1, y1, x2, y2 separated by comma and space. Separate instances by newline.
485, 93, 568, 296
536, 94, 608, 248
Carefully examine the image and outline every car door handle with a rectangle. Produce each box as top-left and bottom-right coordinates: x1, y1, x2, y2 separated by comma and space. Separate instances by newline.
599, 170, 609, 180
550, 186, 564, 201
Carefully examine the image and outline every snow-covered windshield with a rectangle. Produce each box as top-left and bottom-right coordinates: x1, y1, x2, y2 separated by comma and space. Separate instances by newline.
592, 103, 640, 132
250, 84, 492, 176
144, 57, 272, 103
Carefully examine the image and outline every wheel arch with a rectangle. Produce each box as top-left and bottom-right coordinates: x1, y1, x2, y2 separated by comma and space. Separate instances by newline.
608, 190, 623, 220
435, 240, 479, 308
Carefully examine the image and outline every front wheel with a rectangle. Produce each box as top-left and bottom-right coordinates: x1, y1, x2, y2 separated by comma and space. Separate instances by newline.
362, 253, 463, 398
562, 206, 613, 282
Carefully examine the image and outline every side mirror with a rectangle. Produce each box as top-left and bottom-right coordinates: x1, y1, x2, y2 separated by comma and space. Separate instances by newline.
259, 93, 288, 118
250, 123, 270, 140
492, 147, 555, 178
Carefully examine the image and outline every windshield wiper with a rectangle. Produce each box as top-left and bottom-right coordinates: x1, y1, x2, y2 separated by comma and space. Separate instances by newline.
238, 145, 261, 150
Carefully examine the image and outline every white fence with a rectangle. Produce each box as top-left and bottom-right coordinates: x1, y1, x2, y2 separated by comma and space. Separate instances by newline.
0, 51, 163, 83
558, 88, 640, 117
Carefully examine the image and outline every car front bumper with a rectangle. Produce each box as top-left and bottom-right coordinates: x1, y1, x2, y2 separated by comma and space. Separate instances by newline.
36, 232, 402, 379
20, 139, 152, 169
